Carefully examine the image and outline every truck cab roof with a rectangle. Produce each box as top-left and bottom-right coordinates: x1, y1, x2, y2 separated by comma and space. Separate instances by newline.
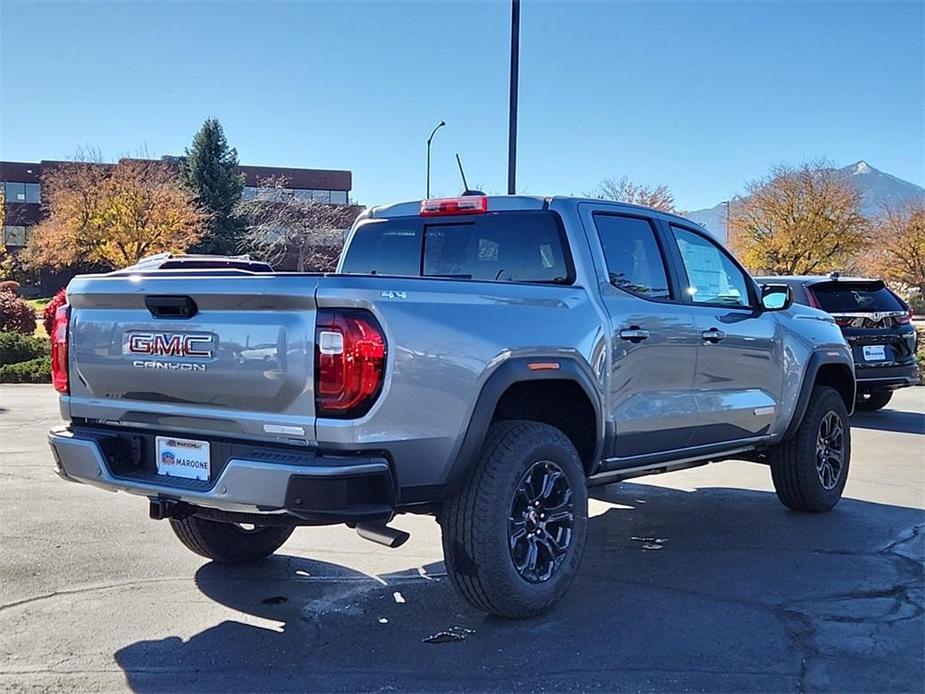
365, 195, 708, 233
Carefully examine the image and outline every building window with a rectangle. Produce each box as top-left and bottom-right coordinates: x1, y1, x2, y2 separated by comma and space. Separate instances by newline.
3, 182, 26, 203
2, 225, 28, 247
242, 187, 348, 205
255, 187, 294, 202
24, 183, 40, 203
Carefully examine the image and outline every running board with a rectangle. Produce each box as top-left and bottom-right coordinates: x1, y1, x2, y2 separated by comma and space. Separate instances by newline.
588, 445, 756, 486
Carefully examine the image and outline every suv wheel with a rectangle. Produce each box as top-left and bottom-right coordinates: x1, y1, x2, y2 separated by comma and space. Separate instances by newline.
770, 386, 850, 513
169, 516, 294, 563
855, 391, 893, 411
440, 420, 588, 618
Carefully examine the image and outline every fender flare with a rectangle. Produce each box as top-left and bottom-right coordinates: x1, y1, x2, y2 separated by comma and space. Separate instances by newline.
441, 356, 605, 497
782, 350, 856, 442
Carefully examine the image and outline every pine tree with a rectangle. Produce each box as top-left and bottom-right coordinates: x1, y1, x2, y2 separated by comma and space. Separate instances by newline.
181, 118, 245, 255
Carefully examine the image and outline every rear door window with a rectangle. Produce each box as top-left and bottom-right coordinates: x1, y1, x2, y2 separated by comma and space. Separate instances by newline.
810, 281, 905, 313
593, 214, 672, 300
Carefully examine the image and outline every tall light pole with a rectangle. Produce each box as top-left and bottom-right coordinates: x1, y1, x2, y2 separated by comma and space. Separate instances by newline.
507, 0, 520, 195
722, 200, 730, 242
426, 120, 446, 199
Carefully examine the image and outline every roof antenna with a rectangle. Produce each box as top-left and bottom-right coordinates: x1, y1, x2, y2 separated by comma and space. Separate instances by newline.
456, 153, 485, 196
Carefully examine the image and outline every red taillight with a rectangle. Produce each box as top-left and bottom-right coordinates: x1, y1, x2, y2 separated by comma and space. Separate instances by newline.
834, 317, 853, 327
896, 309, 914, 325
315, 310, 386, 417
51, 304, 70, 394
805, 287, 822, 309
420, 196, 488, 217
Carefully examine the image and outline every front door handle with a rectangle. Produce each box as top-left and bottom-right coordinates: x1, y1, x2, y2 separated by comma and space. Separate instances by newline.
701, 328, 726, 343
619, 327, 650, 343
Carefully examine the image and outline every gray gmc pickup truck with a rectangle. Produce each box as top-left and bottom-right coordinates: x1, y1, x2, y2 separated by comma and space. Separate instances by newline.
48, 195, 855, 618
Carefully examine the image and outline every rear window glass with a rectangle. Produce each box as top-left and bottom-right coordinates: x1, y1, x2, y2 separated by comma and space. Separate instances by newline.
341, 211, 573, 284
338, 221, 421, 276
810, 282, 905, 313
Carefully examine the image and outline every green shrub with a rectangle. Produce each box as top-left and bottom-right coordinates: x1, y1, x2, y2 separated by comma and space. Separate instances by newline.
0, 356, 51, 384
0, 331, 49, 365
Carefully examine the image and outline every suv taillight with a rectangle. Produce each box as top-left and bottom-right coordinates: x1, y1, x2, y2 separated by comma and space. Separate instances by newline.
51, 304, 70, 394
896, 309, 914, 325
805, 287, 822, 309
315, 310, 386, 417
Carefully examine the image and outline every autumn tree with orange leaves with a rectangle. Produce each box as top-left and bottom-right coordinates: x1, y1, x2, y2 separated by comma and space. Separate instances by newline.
728, 161, 867, 275
24, 157, 207, 270
861, 201, 925, 298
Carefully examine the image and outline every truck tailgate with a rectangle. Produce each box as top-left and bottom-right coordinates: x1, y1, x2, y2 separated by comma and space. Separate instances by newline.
65, 273, 319, 443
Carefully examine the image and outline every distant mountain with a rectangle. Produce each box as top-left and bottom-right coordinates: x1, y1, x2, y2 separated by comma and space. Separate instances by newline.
685, 202, 731, 242
842, 160, 925, 215
686, 161, 925, 242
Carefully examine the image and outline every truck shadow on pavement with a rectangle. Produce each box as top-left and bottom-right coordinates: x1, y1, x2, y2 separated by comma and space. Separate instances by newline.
850, 408, 925, 435
114, 483, 924, 693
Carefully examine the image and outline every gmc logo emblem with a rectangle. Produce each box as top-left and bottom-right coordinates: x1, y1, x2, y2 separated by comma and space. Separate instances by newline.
124, 332, 214, 359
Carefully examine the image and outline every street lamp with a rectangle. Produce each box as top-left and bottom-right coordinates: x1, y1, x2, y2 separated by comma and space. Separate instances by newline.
426, 120, 446, 199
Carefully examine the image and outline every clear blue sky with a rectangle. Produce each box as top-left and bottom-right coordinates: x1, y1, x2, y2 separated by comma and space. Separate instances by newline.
1, 0, 922, 211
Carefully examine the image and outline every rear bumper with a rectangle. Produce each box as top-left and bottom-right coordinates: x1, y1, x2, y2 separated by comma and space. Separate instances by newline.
48, 427, 394, 523
855, 363, 919, 392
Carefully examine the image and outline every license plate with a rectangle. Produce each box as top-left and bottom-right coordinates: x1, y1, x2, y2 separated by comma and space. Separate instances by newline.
155, 436, 210, 481
862, 345, 887, 361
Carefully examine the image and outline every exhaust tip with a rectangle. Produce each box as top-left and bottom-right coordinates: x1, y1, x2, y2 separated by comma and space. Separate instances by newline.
356, 522, 410, 549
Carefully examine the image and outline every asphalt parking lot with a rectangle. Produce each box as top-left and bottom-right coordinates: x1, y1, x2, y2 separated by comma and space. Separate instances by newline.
1, 385, 923, 693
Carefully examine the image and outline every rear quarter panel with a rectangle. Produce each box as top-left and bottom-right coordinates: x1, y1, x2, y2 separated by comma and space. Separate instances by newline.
314, 275, 606, 490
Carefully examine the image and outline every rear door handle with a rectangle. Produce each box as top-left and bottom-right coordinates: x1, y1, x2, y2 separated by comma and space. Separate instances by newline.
619, 327, 649, 343
701, 328, 726, 343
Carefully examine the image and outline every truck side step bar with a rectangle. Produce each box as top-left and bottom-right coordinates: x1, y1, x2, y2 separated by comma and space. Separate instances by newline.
355, 522, 410, 548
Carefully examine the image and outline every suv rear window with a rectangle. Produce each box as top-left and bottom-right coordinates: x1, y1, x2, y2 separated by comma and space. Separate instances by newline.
341, 211, 573, 284
810, 281, 905, 313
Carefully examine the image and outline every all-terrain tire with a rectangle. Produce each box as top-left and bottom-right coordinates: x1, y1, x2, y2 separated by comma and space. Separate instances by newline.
770, 385, 850, 513
440, 420, 588, 619
169, 516, 295, 563
855, 391, 893, 411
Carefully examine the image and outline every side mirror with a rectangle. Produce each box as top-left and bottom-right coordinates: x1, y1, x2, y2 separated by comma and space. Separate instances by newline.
760, 284, 793, 311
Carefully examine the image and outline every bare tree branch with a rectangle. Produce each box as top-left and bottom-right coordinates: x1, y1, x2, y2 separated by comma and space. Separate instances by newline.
238, 178, 360, 272
588, 176, 676, 213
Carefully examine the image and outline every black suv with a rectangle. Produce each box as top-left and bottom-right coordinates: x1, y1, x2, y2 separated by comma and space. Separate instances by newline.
757, 274, 919, 410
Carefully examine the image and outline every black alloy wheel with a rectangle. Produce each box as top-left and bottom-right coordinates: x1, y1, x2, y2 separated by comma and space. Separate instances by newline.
508, 460, 575, 583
